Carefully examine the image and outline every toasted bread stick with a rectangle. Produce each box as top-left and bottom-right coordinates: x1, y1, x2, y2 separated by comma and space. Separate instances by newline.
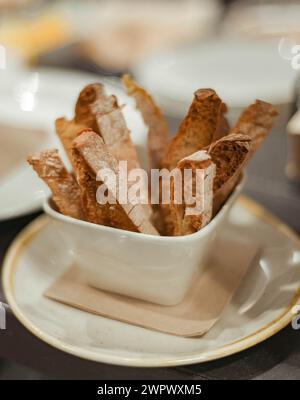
55, 117, 90, 169
76, 83, 153, 219
232, 100, 278, 155
71, 133, 109, 226
122, 75, 169, 169
75, 83, 140, 172
74, 83, 116, 129
164, 89, 222, 170
72, 132, 131, 228
72, 131, 159, 235
206, 133, 251, 215
214, 102, 230, 141
175, 152, 216, 235
27, 149, 84, 220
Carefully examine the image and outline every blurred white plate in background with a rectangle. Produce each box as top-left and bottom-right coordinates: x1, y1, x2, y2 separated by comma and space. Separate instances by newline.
134, 39, 299, 119
76, 0, 221, 71
223, 1, 300, 39
0, 68, 147, 220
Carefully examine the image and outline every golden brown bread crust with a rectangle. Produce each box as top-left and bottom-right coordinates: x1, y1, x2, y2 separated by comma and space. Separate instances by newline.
74, 83, 141, 172
74, 83, 117, 130
164, 89, 222, 170
122, 74, 169, 169
150, 207, 167, 235
71, 142, 109, 226
27, 149, 84, 220
55, 117, 90, 169
174, 152, 215, 235
207, 133, 251, 215
214, 102, 230, 141
210, 100, 277, 215
72, 132, 134, 229
233, 100, 278, 155
72, 130, 133, 228
72, 131, 159, 235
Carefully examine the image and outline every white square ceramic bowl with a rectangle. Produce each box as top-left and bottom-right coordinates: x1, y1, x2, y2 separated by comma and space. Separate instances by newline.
43, 177, 244, 306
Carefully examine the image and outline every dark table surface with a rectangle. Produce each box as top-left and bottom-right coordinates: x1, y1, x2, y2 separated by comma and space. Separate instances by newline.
1, 84, 300, 379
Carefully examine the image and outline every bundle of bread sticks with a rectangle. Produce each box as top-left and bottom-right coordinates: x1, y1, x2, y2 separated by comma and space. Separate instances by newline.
28, 75, 278, 236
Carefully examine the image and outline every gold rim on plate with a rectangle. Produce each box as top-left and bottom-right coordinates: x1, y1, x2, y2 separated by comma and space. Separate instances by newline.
2, 195, 300, 367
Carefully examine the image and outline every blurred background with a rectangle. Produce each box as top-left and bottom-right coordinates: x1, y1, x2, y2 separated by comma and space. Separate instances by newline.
1, 0, 300, 379
2, 0, 300, 115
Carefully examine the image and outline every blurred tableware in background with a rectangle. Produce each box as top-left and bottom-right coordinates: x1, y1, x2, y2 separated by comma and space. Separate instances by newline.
77, 0, 222, 73
0, 0, 38, 11
0, 0, 73, 63
0, 0, 222, 73
0, 123, 44, 179
223, 0, 300, 40
134, 38, 298, 124
286, 109, 300, 183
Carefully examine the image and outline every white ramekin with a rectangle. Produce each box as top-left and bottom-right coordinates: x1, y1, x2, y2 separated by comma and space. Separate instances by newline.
43, 177, 244, 306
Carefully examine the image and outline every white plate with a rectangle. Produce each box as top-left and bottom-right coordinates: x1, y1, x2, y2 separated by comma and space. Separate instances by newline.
2, 196, 300, 367
0, 68, 147, 220
134, 39, 298, 118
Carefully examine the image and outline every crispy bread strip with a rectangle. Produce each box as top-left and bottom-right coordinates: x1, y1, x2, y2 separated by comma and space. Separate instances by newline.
122, 74, 169, 169
150, 207, 168, 235
175, 152, 216, 235
164, 89, 222, 170
72, 131, 159, 235
160, 153, 215, 236
75, 83, 152, 219
75, 83, 140, 172
232, 100, 278, 155
74, 83, 116, 130
214, 102, 230, 141
55, 117, 90, 169
71, 133, 109, 226
207, 133, 251, 215
72, 131, 130, 227
27, 149, 84, 220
